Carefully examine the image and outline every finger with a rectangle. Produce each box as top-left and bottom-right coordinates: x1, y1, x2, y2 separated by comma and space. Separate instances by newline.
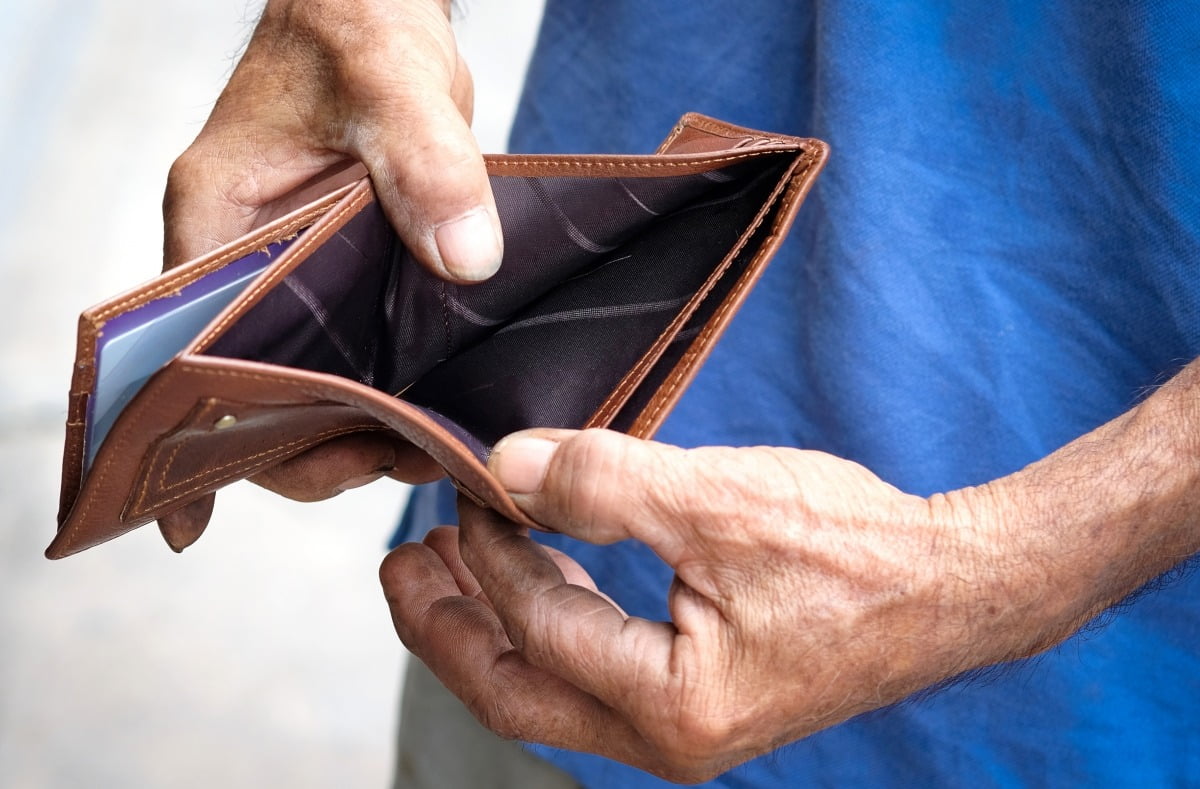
456, 500, 675, 719
250, 432, 440, 502
348, 79, 500, 284
157, 493, 216, 552
487, 428, 698, 565
428, 517, 625, 614
422, 525, 484, 600
379, 543, 664, 771
444, 497, 624, 612
532, 542, 628, 615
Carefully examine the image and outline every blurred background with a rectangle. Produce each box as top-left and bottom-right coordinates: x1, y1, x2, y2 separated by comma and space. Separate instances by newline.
0, 1, 543, 786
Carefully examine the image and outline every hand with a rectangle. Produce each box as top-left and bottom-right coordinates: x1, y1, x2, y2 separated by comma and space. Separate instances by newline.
382, 368, 1200, 783
163, 0, 501, 280
380, 431, 1034, 780
159, 0, 490, 547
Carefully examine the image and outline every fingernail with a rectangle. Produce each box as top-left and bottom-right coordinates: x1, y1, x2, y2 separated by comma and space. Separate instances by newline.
490, 436, 558, 494
434, 209, 502, 281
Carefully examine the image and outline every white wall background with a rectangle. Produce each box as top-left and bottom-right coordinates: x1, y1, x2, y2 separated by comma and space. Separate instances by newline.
0, 1, 544, 786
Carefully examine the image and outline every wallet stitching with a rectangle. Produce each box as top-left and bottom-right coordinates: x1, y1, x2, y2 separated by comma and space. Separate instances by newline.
154, 365, 499, 509
588, 156, 808, 427
93, 208, 328, 322
131, 423, 385, 517
58, 204, 332, 528
62, 402, 139, 550
119, 364, 385, 514
491, 150, 795, 171
632, 156, 816, 435
194, 189, 372, 351
656, 119, 690, 153
636, 166, 811, 432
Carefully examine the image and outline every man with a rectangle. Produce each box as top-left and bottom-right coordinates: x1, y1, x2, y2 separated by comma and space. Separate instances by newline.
162, 0, 1200, 785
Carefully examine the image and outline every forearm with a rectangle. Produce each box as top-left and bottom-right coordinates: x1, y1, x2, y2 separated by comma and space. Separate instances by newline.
952, 357, 1200, 659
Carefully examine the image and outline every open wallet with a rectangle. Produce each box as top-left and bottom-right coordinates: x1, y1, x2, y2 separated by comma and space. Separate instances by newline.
48, 113, 828, 559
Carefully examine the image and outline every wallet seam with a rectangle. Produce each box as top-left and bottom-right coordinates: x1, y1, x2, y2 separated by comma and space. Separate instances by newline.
129, 422, 385, 519
140, 396, 384, 497
488, 150, 792, 172
56, 203, 334, 527
59, 395, 142, 551
657, 119, 691, 152
630, 152, 819, 436
586, 155, 804, 428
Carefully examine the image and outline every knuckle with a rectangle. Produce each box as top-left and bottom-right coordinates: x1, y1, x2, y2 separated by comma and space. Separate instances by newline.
551, 430, 626, 533
163, 151, 204, 212
639, 695, 746, 782
382, 121, 483, 194
645, 739, 724, 784
378, 544, 415, 588
474, 704, 523, 741
464, 683, 525, 741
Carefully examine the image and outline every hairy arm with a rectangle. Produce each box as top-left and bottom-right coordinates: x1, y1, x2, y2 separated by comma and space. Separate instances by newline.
381, 358, 1200, 782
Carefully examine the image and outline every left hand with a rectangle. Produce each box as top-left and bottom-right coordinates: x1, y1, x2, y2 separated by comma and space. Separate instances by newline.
380, 428, 1084, 782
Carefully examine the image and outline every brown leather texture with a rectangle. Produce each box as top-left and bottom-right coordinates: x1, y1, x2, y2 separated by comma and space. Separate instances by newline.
49, 114, 828, 558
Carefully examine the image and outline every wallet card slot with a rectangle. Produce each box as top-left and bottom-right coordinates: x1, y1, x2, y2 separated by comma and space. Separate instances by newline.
202, 154, 793, 451
84, 236, 299, 471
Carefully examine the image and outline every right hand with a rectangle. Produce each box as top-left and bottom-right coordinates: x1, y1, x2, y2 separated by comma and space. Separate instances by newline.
162, 0, 502, 281
159, 0, 488, 549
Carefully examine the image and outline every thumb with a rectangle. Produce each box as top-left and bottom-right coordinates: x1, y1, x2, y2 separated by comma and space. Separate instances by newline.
349, 84, 502, 284
487, 428, 696, 564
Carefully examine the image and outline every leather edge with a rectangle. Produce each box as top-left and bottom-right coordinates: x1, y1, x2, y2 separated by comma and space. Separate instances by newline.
53, 182, 358, 536
628, 142, 830, 438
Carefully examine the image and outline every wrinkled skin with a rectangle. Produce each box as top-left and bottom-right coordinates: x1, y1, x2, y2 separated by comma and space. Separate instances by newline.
164, 0, 1200, 781
381, 390, 1200, 782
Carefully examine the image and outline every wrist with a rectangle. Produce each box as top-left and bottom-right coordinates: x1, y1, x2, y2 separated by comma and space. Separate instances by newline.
936, 359, 1200, 669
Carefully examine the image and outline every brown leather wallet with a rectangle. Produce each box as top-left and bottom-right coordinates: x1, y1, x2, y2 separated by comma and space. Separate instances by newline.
48, 113, 828, 559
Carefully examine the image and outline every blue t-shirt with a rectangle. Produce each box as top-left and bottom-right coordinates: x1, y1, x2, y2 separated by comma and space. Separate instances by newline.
398, 1, 1200, 784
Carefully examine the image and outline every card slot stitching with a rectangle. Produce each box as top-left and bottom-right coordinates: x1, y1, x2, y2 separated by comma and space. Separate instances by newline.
66, 367, 318, 548
60, 192, 348, 530
60, 395, 139, 550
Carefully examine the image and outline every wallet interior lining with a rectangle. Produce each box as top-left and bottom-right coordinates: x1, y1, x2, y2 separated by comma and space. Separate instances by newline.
204, 155, 793, 454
